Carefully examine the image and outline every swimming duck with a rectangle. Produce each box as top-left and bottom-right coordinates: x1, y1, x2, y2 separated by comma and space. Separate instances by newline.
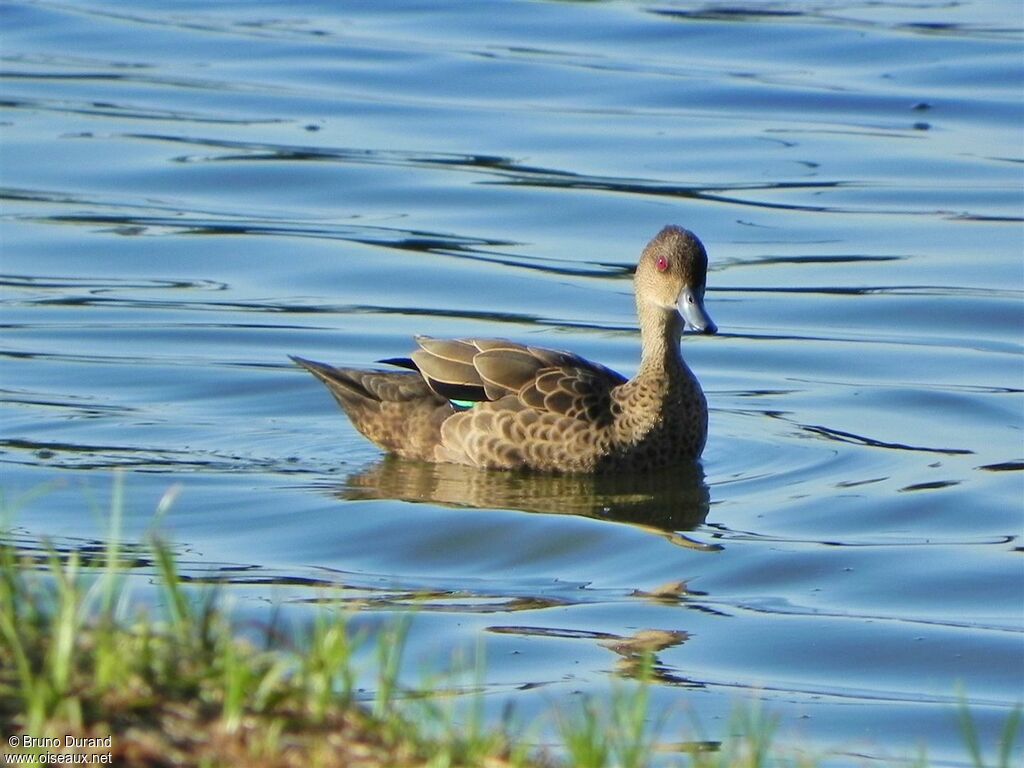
292, 225, 716, 473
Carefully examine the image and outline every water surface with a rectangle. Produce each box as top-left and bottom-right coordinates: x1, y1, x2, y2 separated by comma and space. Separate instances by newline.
2, 1, 1023, 764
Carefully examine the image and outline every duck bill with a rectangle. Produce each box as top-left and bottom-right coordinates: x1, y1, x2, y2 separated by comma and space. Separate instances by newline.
679, 288, 717, 335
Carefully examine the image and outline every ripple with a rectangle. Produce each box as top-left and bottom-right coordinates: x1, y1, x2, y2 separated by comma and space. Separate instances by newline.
0, 273, 228, 293
3, 0, 1022, 762
0, 437, 318, 476
0, 92, 281, 125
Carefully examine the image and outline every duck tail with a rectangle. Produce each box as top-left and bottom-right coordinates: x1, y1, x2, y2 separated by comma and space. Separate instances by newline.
289, 356, 375, 403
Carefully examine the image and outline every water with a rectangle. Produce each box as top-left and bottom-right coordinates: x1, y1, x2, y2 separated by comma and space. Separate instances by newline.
2, 0, 1022, 763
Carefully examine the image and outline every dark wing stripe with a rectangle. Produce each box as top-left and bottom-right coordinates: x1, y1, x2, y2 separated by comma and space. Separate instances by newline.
427, 380, 488, 404
378, 356, 418, 371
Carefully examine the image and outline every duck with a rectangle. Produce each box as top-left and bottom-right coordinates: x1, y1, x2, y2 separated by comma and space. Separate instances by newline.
291, 225, 717, 474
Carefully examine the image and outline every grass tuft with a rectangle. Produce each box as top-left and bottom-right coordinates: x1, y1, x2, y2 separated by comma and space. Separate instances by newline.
1, 480, 1021, 767
957, 693, 1023, 768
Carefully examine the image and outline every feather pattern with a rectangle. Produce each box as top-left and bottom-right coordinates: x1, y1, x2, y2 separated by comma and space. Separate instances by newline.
292, 225, 717, 473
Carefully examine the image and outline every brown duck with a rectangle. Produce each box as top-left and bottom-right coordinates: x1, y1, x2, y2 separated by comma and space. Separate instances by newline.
292, 225, 717, 473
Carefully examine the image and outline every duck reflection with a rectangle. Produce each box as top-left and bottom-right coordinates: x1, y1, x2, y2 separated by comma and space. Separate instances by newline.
601, 628, 694, 684
489, 624, 695, 685
334, 457, 716, 551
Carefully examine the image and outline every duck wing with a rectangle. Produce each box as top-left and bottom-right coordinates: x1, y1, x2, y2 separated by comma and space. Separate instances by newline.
405, 336, 626, 422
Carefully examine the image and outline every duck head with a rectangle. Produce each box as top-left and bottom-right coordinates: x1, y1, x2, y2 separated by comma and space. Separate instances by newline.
634, 225, 717, 335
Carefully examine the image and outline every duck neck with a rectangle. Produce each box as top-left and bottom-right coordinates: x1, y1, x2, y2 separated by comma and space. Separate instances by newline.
636, 300, 685, 379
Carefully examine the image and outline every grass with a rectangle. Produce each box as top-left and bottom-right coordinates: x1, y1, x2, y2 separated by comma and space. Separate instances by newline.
0, 527, 508, 767
0, 481, 1020, 767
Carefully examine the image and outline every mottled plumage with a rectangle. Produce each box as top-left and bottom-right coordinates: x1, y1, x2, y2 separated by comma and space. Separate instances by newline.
292, 225, 717, 473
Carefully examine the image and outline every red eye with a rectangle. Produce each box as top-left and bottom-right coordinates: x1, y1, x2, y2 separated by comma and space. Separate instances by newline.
656, 255, 669, 272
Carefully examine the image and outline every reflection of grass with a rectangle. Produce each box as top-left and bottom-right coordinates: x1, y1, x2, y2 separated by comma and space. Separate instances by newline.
1, 484, 1021, 767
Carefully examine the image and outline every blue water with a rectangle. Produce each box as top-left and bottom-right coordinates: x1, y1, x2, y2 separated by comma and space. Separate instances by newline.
2, 1, 1023, 764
